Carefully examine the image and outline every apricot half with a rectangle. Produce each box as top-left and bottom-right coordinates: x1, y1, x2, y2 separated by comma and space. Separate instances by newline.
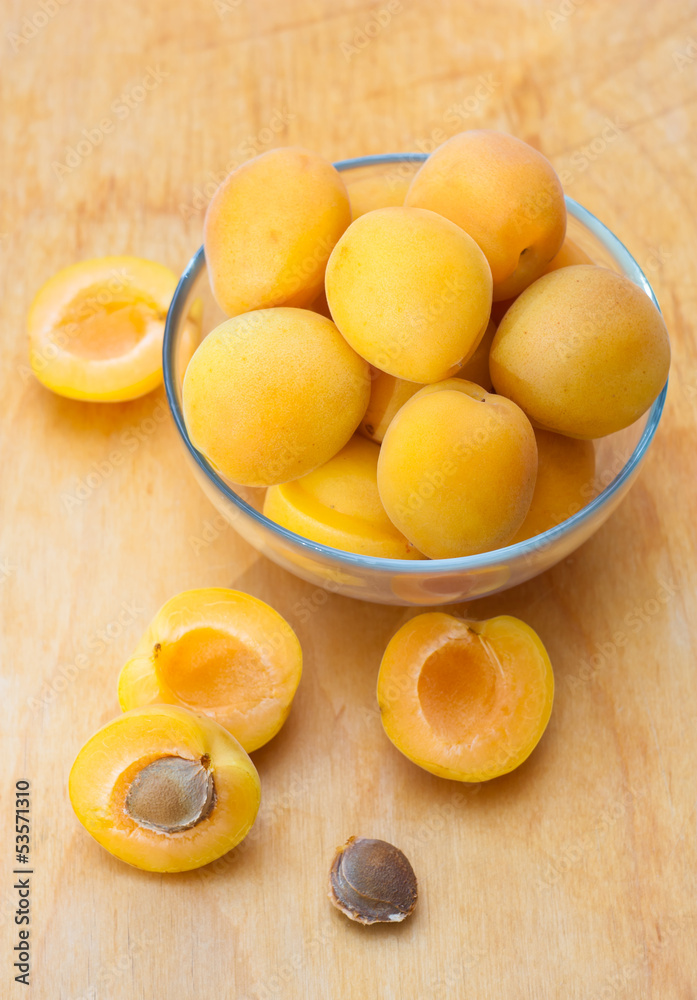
263, 436, 422, 559
325, 207, 492, 383
377, 379, 537, 558
205, 147, 351, 317
510, 430, 596, 543
118, 589, 302, 752
28, 256, 200, 402
69, 704, 261, 872
377, 613, 554, 781
182, 308, 370, 486
490, 266, 671, 438
406, 130, 566, 301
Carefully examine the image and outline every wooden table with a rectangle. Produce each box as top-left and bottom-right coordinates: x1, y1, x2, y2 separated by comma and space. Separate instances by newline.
3, 1, 696, 997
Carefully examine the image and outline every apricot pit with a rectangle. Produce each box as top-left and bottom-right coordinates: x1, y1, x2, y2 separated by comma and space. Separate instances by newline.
328, 837, 418, 925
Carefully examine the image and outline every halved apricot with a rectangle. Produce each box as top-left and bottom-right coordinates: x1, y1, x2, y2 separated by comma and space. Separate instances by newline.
377, 613, 554, 782
263, 436, 422, 559
69, 704, 260, 872
28, 256, 200, 402
118, 588, 302, 752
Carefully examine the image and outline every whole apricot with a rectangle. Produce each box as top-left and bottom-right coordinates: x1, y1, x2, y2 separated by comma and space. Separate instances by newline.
541, 236, 593, 275
377, 613, 554, 782
205, 147, 351, 316
406, 130, 566, 301
510, 430, 596, 543
182, 308, 370, 486
325, 207, 492, 383
69, 705, 260, 872
118, 588, 303, 752
263, 436, 422, 559
377, 379, 537, 558
490, 266, 671, 438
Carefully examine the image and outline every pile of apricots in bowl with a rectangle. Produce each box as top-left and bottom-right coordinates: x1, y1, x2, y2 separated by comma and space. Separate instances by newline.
27, 130, 669, 881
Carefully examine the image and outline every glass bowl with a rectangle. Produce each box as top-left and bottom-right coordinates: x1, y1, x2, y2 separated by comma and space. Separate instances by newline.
163, 153, 667, 606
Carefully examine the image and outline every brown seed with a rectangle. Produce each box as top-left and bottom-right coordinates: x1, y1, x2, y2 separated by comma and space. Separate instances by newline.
124, 755, 215, 833
328, 837, 418, 925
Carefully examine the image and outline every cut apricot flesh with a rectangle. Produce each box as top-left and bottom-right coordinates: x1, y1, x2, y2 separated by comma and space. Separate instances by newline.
118, 588, 302, 752
69, 704, 260, 872
28, 256, 200, 402
377, 613, 554, 781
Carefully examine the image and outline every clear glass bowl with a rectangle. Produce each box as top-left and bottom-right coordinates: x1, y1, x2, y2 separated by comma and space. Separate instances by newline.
163, 153, 668, 606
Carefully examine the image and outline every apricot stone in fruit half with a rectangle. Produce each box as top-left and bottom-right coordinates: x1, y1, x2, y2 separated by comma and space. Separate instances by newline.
28, 256, 201, 402
118, 588, 302, 752
182, 308, 371, 487
263, 435, 422, 559
377, 379, 537, 558
325, 206, 492, 384
405, 129, 566, 301
205, 147, 351, 317
377, 612, 554, 781
69, 705, 260, 872
490, 265, 671, 438
510, 430, 596, 543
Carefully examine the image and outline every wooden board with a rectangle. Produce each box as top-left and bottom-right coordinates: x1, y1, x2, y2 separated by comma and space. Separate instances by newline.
2, 1, 696, 996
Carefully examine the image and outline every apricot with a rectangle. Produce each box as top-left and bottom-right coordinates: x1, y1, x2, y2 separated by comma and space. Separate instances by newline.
263, 436, 422, 559
325, 207, 492, 383
345, 173, 412, 217
182, 308, 370, 486
204, 147, 351, 317
69, 704, 260, 872
510, 430, 596, 543
490, 266, 671, 438
405, 130, 566, 301
541, 236, 593, 275
118, 588, 302, 752
377, 613, 554, 781
27, 256, 201, 402
377, 379, 537, 558
359, 319, 496, 444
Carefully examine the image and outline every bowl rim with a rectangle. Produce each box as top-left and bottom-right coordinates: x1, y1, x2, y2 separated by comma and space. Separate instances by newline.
163, 152, 668, 577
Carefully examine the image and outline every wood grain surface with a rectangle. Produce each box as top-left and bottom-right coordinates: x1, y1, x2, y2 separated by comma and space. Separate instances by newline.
2, 1, 697, 997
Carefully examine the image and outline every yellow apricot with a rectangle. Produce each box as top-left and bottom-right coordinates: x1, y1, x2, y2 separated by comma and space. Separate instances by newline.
359, 319, 496, 444
405, 130, 566, 301
510, 430, 596, 543
205, 147, 351, 317
490, 266, 671, 438
27, 256, 200, 402
118, 588, 302, 752
541, 236, 593, 275
69, 705, 260, 872
325, 207, 492, 383
377, 612, 554, 782
263, 436, 422, 559
377, 379, 537, 558
182, 308, 370, 487
346, 173, 412, 217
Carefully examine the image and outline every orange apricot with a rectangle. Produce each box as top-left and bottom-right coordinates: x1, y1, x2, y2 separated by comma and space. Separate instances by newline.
377, 613, 554, 781
406, 130, 566, 301
346, 172, 413, 217
69, 704, 260, 872
204, 147, 351, 317
541, 236, 593, 275
377, 380, 537, 558
118, 588, 302, 752
182, 308, 370, 487
28, 256, 200, 402
510, 430, 596, 543
263, 436, 422, 559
